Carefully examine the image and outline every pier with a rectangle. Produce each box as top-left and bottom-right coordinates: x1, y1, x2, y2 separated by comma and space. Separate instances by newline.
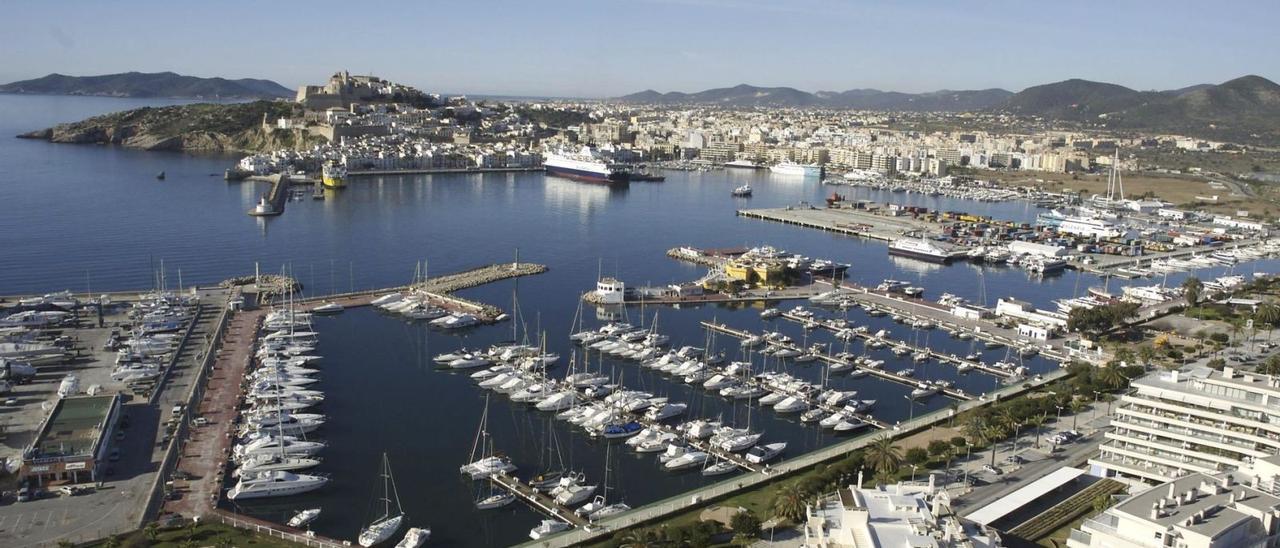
737, 205, 932, 242
700, 321, 973, 402
775, 311, 1022, 380
487, 472, 589, 528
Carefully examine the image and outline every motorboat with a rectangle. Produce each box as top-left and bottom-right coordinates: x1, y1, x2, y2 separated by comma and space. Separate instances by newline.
663, 450, 709, 471
800, 408, 827, 423
644, 402, 687, 422
395, 528, 430, 548
834, 418, 869, 432
529, 520, 570, 540
745, 442, 787, 464
732, 184, 752, 197
311, 302, 344, 315
227, 471, 328, 500
773, 396, 808, 414
553, 479, 597, 506
236, 454, 322, 477
430, 313, 479, 329
287, 508, 322, 528
717, 432, 763, 452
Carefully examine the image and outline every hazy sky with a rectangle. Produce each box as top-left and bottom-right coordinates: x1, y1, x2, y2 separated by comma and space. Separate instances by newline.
3, 0, 1276, 97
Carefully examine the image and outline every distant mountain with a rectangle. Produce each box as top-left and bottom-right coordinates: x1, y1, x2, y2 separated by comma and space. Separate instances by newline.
0, 71, 292, 99
999, 75, 1280, 141
617, 84, 1010, 111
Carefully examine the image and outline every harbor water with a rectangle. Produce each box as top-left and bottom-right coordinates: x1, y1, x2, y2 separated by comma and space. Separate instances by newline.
3, 95, 1277, 545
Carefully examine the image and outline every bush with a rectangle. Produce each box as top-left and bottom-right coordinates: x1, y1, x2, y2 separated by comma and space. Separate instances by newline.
1209, 333, 1230, 344
730, 510, 762, 539
905, 447, 930, 466
951, 436, 969, 450
928, 439, 952, 457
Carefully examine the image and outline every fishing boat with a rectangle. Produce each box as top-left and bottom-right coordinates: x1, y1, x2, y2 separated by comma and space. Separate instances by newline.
357, 454, 404, 547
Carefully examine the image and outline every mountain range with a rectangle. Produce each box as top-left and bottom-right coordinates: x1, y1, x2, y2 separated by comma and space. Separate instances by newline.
619, 75, 1280, 142
0, 71, 292, 99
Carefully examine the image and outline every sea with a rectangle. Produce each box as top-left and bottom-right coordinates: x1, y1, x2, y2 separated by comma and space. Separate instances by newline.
1, 94, 1273, 546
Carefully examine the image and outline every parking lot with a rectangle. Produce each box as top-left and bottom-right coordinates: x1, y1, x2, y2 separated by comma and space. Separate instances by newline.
0, 289, 226, 546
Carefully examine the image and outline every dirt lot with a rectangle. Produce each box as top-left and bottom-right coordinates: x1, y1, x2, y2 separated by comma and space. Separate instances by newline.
973, 168, 1279, 216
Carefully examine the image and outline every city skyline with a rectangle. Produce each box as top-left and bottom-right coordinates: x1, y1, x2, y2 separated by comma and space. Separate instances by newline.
3, 0, 1278, 98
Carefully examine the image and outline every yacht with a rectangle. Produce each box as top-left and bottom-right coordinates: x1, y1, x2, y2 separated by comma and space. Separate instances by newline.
395, 528, 430, 548
227, 471, 328, 500
663, 450, 710, 471
430, 313, 479, 329
887, 238, 959, 264
731, 184, 753, 197
770, 161, 822, 177
745, 442, 787, 464
529, 520, 570, 540
236, 454, 322, 477
288, 508, 322, 528
358, 454, 404, 547
311, 302, 344, 315
476, 491, 516, 510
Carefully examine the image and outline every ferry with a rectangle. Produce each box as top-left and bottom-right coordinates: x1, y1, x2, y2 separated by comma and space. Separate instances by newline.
769, 161, 822, 177
321, 161, 347, 189
724, 159, 762, 169
887, 238, 958, 264
544, 147, 630, 184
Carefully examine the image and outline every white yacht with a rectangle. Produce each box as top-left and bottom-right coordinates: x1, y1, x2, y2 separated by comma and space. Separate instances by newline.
395, 527, 430, 548
288, 508, 322, 528
529, 520, 570, 540
745, 442, 787, 464
227, 471, 328, 500
358, 454, 405, 547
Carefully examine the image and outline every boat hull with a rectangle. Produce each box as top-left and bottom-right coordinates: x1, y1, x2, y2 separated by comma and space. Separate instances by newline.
887, 247, 954, 264
545, 165, 629, 184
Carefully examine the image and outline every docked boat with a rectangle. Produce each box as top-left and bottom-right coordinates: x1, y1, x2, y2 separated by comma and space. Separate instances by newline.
395, 528, 430, 548
745, 442, 787, 464
887, 238, 959, 264
227, 471, 328, 500
702, 460, 738, 476
311, 302, 344, 315
430, 313, 479, 329
770, 161, 822, 177
288, 508, 322, 528
529, 520, 570, 540
476, 491, 516, 510
663, 450, 710, 471
544, 147, 630, 184
357, 454, 404, 547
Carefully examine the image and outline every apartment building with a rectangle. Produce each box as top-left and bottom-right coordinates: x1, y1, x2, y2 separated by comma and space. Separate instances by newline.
1091, 367, 1280, 486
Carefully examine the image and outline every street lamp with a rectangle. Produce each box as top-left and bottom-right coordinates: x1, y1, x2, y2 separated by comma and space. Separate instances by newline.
910, 464, 920, 482
904, 394, 916, 422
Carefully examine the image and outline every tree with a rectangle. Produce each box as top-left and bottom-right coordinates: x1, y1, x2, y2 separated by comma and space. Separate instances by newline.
1093, 494, 1116, 514
1137, 344, 1157, 367
772, 484, 807, 522
928, 439, 953, 459
619, 528, 662, 548
102, 536, 122, 548
1257, 303, 1280, 342
1260, 355, 1280, 376
950, 436, 969, 451
1182, 276, 1204, 312
730, 510, 762, 541
905, 447, 930, 466
1097, 365, 1128, 390
56, 541, 75, 548
864, 436, 903, 481
144, 522, 160, 542
1070, 398, 1089, 430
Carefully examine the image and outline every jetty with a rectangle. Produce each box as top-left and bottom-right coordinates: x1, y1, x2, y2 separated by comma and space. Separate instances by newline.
737, 205, 933, 243
700, 321, 973, 402
487, 472, 589, 528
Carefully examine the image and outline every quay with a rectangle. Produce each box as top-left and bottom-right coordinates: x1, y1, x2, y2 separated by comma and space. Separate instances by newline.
775, 311, 1022, 380
700, 321, 973, 402
1078, 237, 1264, 275
737, 205, 932, 243
348, 166, 544, 177
151, 262, 547, 541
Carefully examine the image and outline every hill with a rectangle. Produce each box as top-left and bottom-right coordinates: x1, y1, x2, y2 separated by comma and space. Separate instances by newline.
16, 100, 323, 152
618, 84, 1010, 111
999, 75, 1280, 142
0, 71, 292, 99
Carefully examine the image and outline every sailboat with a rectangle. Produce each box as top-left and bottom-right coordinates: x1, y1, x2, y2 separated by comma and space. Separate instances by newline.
358, 453, 405, 547
459, 395, 517, 479
575, 444, 630, 521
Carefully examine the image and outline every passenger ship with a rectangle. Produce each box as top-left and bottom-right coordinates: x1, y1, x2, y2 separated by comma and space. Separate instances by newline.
321, 161, 347, 189
544, 147, 630, 184
769, 161, 823, 177
887, 238, 959, 264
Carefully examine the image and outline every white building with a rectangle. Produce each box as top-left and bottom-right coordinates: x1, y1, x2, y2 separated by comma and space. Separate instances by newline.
1091, 367, 1280, 486
995, 298, 1068, 331
802, 477, 1002, 548
1068, 472, 1280, 548
594, 277, 626, 305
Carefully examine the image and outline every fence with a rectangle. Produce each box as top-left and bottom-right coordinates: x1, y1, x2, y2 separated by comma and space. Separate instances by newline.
214, 512, 349, 548
525, 367, 1072, 547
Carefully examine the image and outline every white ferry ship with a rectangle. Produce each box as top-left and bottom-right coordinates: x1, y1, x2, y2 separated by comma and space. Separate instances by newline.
887, 238, 959, 263
544, 147, 630, 184
769, 161, 822, 177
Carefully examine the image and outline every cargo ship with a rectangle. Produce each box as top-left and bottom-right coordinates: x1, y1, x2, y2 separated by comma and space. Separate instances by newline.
769, 161, 822, 177
321, 161, 347, 189
544, 148, 630, 184
887, 238, 960, 264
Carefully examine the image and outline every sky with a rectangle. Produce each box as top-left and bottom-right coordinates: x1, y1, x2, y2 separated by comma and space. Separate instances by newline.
2, 0, 1277, 98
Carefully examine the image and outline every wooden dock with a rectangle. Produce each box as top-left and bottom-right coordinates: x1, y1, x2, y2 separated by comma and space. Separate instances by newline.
776, 311, 1020, 380
488, 472, 589, 528
700, 320, 973, 402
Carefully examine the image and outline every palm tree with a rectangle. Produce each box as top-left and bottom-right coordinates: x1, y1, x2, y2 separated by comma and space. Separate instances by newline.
1256, 303, 1280, 341
772, 484, 807, 522
102, 536, 121, 548
1182, 276, 1203, 314
619, 528, 661, 548
1113, 346, 1135, 365
1098, 365, 1127, 390
1070, 398, 1089, 430
864, 435, 903, 480
984, 423, 1007, 467
144, 522, 160, 542
1137, 345, 1156, 368
1230, 318, 1246, 347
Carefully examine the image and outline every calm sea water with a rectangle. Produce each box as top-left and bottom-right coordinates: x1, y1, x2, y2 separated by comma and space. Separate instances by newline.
2, 95, 1274, 546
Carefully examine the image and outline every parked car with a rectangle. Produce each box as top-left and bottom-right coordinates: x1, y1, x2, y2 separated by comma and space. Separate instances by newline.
17, 486, 31, 502
982, 464, 1002, 475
